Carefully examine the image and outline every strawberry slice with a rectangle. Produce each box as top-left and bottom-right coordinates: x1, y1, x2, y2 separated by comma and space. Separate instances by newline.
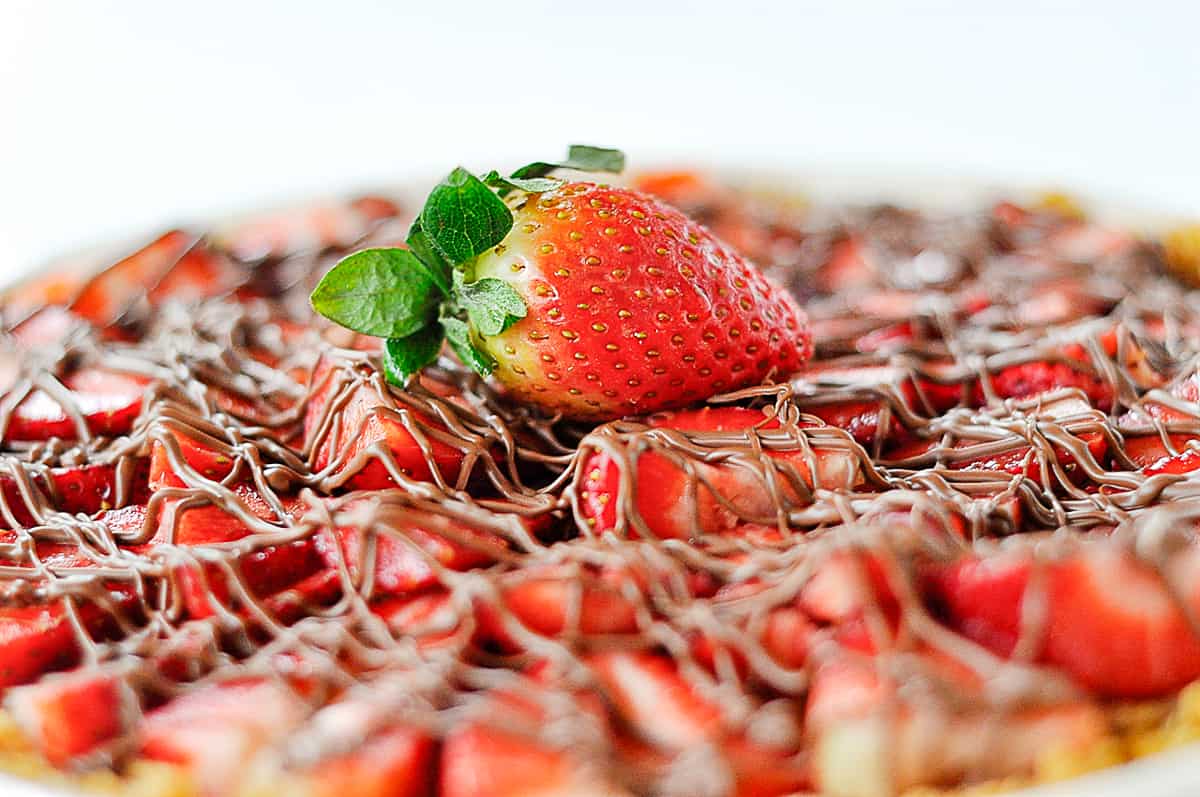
0, 605, 91, 689
70, 230, 197, 325
474, 565, 641, 651
304, 356, 469, 490
147, 243, 244, 304
0, 532, 143, 687
799, 551, 900, 654
0, 458, 150, 526
441, 722, 624, 797
793, 364, 962, 447
5, 667, 136, 766
313, 503, 507, 597
579, 406, 860, 540
148, 426, 238, 489
928, 543, 1200, 697
140, 678, 309, 795
587, 651, 721, 749
980, 360, 1114, 411
306, 726, 436, 797
8, 305, 87, 349
887, 394, 1109, 482
2, 368, 149, 442
138, 487, 321, 618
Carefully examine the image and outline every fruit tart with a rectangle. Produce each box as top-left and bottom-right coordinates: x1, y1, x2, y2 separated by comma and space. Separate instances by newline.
2, 147, 1200, 797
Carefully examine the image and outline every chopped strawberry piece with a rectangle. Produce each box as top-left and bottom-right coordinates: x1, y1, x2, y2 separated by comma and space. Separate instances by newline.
929, 544, 1200, 697
0, 458, 150, 526
793, 364, 962, 446
980, 361, 1113, 411
761, 606, 819, 669
888, 394, 1109, 482
0, 606, 87, 688
140, 679, 308, 795
819, 237, 875, 293
70, 230, 197, 325
475, 567, 640, 650
441, 723, 621, 797
9, 306, 86, 349
144, 488, 321, 618
800, 551, 899, 654
314, 506, 506, 597
924, 554, 1030, 658
5, 668, 135, 766
147, 244, 244, 304
587, 651, 721, 749
3, 369, 149, 442
579, 406, 860, 539
148, 426, 237, 489
307, 726, 436, 797
1141, 445, 1200, 476
304, 357, 467, 490
371, 590, 463, 650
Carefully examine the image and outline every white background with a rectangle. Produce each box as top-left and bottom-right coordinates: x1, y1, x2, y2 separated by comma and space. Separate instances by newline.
1, 0, 1198, 275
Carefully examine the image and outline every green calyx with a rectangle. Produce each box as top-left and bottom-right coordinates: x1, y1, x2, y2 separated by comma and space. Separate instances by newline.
310, 145, 625, 385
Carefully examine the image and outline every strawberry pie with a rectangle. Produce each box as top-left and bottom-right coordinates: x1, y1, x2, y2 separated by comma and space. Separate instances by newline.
2, 149, 1200, 797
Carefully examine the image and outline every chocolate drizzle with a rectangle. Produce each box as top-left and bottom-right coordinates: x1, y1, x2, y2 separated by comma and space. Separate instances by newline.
1, 186, 1199, 796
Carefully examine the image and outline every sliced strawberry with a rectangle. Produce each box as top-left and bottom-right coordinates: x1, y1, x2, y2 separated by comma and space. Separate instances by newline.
148, 426, 237, 489
475, 566, 641, 651
929, 543, 1200, 697
263, 568, 345, 625
799, 551, 899, 654
371, 589, 465, 651
760, 605, 819, 669
1141, 445, 1200, 476
5, 667, 135, 766
924, 554, 1029, 658
579, 406, 860, 540
314, 505, 507, 597
9, 305, 86, 349
70, 230, 197, 325
304, 356, 468, 490
887, 394, 1109, 482
587, 651, 721, 749
3, 368, 149, 442
793, 364, 962, 446
441, 722, 622, 797
140, 679, 309, 795
307, 726, 436, 797
146, 488, 321, 618
724, 737, 812, 797
147, 243, 244, 304
979, 360, 1113, 411
0, 605, 89, 688
0, 458, 150, 526
818, 236, 875, 293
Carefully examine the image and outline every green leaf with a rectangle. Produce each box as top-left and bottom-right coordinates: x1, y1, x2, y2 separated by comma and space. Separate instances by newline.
404, 219, 452, 296
562, 144, 626, 173
510, 144, 626, 181
457, 275, 527, 336
481, 170, 563, 195
310, 248, 440, 338
419, 167, 513, 266
383, 325, 443, 385
441, 315, 494, 375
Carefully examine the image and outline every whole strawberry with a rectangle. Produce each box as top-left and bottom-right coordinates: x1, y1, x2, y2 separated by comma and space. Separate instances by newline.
311, 146, 812, 420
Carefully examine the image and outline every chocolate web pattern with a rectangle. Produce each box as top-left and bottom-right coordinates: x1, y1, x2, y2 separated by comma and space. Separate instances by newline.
0, 182, 1199, 796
